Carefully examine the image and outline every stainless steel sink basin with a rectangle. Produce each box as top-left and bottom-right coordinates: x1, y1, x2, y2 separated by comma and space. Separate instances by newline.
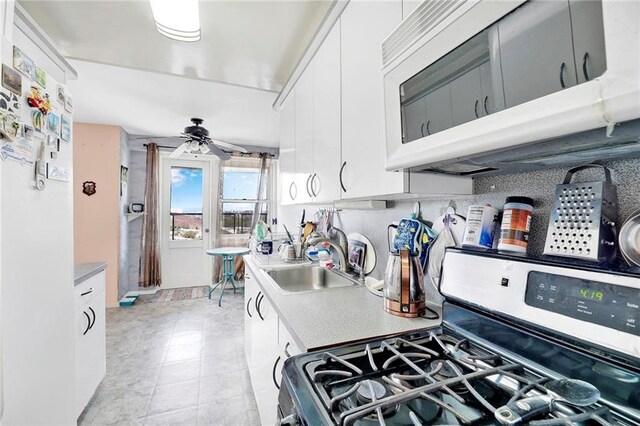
267, 266, 357, 293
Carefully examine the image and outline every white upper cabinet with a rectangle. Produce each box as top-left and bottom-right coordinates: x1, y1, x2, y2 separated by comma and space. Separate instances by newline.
312, 21, 342, 203
340, 0, 405, 199
279, 93, 296, 205
294, 66, 314, 204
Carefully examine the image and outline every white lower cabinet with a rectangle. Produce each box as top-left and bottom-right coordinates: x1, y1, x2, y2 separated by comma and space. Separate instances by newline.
74, 270, 106, 418
244, 261, 305, 425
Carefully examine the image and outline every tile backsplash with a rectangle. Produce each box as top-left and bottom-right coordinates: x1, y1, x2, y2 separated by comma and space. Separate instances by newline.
279, 157, 640, 279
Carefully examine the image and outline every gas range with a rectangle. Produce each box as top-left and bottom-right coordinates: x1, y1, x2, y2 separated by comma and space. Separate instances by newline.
278, 249, 640, 426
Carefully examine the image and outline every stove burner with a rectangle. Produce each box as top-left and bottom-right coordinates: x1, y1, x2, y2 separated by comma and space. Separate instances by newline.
429, 360, 456, 379
356, 380, 387, 403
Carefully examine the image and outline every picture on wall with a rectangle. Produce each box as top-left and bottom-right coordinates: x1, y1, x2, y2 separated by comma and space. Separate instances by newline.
35, 66, 47, 88
56, 84, 65, 104
60, 114, 71, 142
13, 46, 35, 80
65, 94, 73, 113
2, 64, 22, 96
47, 113, 61, 134
120, 165, 128, 196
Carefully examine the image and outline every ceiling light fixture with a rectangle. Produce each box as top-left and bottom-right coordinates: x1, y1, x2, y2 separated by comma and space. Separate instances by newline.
149, 0, 201, 42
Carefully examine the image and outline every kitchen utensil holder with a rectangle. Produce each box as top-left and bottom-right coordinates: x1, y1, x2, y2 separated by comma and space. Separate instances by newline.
543, 164, 617, 262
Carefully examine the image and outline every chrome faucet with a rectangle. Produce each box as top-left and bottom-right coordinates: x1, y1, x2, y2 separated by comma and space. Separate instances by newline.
306, 236, 349, 272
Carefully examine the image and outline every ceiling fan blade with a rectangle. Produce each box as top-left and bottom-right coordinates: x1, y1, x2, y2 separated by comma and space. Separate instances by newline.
211, 139, 248, 153
209, 144, 232, 161
168, 141, 190, 158
132, 135, 187, 140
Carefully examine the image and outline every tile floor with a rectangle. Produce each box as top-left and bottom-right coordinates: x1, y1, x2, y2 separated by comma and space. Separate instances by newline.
78, 288, 260, 425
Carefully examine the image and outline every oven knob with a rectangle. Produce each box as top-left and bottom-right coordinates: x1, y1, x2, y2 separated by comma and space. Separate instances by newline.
277, 413, 301, 426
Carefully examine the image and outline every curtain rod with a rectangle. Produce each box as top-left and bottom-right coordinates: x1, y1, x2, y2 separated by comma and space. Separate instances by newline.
142, 143, 275, 158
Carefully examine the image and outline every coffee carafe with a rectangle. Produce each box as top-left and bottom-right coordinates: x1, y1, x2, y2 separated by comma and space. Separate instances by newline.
383, 249, 426, 317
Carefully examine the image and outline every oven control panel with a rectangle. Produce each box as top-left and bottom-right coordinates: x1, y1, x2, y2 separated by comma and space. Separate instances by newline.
525, 271, 639, 336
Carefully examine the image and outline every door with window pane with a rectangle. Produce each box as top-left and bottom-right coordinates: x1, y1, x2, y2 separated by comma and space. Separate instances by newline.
160, 158, 212, 289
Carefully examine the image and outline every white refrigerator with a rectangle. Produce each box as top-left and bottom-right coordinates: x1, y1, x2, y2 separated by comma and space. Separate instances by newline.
0, 2, 78, 424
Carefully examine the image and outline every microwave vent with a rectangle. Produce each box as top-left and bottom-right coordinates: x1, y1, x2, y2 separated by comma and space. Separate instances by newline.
382, 0, 465, 68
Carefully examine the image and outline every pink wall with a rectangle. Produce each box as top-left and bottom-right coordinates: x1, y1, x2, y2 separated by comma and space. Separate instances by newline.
74, 123, 122, 307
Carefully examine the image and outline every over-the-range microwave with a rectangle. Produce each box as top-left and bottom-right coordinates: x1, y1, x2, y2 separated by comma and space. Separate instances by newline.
383, 0, 640, 176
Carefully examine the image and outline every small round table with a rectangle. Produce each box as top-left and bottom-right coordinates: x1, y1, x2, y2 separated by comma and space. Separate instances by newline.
206, 247, 251, 307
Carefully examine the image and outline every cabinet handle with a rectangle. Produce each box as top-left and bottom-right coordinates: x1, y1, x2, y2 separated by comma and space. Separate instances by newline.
305, 174, 313, 198
310, 173, 318, 197
272, 356, 281, 390
246, 296, 253, 318
284, 342, 291, 358
425, 121, 431, 135
582, 52, 590, 81
474, 99, 479, 118
339, 161, 347, 193
82, 311, 91, 335
288, 181, 296, 201
483, 96, 489, 115
420, 122, 425, 137
80, 288, 93, 296
256, 293, 265, 321
559, 62, 567, 88
88, 307, 96, 330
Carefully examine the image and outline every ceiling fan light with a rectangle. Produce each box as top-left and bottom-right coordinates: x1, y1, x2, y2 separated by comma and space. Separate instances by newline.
149, 0, 201, 42
189, 140, 200, 152
200, 144, 211, 154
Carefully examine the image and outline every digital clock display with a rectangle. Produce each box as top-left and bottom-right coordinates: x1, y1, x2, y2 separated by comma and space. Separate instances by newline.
525, 271, 640, 336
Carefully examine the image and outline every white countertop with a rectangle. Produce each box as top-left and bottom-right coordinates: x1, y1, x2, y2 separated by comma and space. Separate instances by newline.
74, 261, 107, 285
245, 256, 442, 352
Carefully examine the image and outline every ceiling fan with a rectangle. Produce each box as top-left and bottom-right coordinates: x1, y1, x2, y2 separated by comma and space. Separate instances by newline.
140, 118, 248, 160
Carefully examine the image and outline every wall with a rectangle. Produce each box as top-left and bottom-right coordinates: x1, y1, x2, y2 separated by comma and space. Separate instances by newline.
0, 4, 77, 423
74, 123, 125, 306
277, 157, 640, 279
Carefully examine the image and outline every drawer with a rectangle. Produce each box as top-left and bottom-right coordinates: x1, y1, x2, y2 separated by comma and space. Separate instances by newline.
75, 270, 105, 310
278, 319, 302, 357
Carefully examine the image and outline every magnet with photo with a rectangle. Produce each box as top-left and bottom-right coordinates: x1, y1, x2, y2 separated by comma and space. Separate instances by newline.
31, 109, 43, 132
47, 113, 61, 134
46, 134, 58, 150
2, 64, 22, 96
56, 84, 65, 104
0, 112, 20, 141
13, 46, 35, 80
23, 124, 35, 140
35, 67, 47, 88
0, 87, 20, 113
60, 114, 71, 142
65, 93, 73, 113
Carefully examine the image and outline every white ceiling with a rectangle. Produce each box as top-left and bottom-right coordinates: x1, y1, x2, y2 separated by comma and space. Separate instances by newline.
68, 59, 281, 147
19, 0, 331, 92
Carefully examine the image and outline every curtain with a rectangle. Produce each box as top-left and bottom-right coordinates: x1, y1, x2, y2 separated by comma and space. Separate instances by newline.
138, 143, 162, 287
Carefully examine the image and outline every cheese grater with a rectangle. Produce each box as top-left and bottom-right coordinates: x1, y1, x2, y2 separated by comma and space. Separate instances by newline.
543, 164, 617, 262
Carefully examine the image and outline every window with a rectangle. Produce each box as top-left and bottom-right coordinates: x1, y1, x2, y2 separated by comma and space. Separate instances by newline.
170, 166, 203, 240
220, 158, 270, 235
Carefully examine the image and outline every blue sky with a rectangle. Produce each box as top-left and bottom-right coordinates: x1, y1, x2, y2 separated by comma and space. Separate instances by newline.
171, 168, 266, 213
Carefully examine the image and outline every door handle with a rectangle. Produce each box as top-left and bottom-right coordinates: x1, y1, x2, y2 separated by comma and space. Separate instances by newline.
559, 62, 567, 88
420, 122, 425, 137
288, 181, 296, 200
305, 174, 313, 198
80, 288, 93, 296
310, 174, 318, 197
88, 307, 96, 330
474, 99, 479, 118
82, 311, 91, 335
255, 292, 265, 321
339, 162, 347, 193
425, 120, 431, 135
483, 96, 489, 115
284, 342, 291, 358
246, 297, 253, 318
582, 52, 590, 81
272, 356, 281, 390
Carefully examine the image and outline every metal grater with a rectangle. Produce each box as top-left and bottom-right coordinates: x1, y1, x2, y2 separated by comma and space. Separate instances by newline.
543, 164, 618, 262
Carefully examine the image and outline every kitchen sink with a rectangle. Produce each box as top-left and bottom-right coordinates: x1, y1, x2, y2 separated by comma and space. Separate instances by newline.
267, 266, 358, 293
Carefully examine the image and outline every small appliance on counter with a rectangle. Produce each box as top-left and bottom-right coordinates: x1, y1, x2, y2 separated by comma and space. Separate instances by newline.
383, 249, 425, 318
543, 164, 618, 262
277, 248, 640, 426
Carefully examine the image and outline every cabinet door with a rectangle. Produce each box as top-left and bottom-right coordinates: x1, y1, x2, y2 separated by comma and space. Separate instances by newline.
243, 264, 257, 367
450, 67, 482, 126
424, 84, 453, 135
479, 60, 506, 116
569, 0, 606, 84
498, 0, 578, 108
279, 94, 297, 205
312, 21, 342, 203
402, 97, 427, 143
294, 67, 314, 204
75, 292, 106, 416
341, 0, 405, 199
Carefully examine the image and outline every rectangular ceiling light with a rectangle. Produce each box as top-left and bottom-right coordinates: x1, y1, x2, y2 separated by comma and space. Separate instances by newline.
149, 0, 201, 42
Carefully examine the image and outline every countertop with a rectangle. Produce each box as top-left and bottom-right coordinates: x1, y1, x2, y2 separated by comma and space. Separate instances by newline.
245, 256, 442, 352
74, 261, 107, 286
